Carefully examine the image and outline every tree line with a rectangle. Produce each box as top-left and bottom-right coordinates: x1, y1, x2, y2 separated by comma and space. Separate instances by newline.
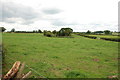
85, 30, 112, 35
0, 27, 119, 36
44, 28, 73, 37
0, 27, 74, 37
1, 28, 43, 33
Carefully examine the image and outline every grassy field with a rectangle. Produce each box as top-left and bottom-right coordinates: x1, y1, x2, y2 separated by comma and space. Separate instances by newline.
3, 33, 118, 78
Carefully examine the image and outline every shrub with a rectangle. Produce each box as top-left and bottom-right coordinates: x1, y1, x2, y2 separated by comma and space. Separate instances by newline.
43, 28, 73, 37
100, 38, 120, 42
85, 36, 97, 39
43, 30, 54, 37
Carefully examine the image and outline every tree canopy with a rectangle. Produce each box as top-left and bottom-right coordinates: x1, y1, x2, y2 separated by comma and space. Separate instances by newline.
104, 30, 111, 35
38, 29, 42, 33
11, 28, 15, 32
86, 30, 91, 34
0, 27, 6, 32
57, 28, 73, 36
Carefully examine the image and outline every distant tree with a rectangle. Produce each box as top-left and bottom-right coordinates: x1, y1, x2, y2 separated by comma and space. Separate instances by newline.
52, 30, 57, 34
57, 28, 73, 36
36, 30, 38, 33
104, 30, 111, 35
11, 28, 15, 32
38, 29, 42, 33
33, 30, 37, 33
43, 30, 47, 36
94, 31, 104, 34
43, 30, 54, 37
86, 30, 91, 34
0, 27, 6, 32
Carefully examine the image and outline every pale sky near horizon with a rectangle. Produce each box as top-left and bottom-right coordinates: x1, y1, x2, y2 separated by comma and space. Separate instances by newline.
0, 0, 119, 32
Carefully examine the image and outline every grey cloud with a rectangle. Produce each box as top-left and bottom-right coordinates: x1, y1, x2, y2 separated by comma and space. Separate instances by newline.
52, 20, 65, 26
3, 19, 15, 23
21, 20, 34, 25
52, 20, 78, 26
0, 1, 39, 24
42, 8, 62, 14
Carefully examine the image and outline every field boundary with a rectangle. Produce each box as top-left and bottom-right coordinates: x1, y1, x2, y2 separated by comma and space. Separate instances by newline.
76, 34, 120, 42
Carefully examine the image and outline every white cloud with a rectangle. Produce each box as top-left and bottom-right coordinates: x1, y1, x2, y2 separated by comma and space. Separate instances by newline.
42, 8, 62, 14
0, 1, 40, 24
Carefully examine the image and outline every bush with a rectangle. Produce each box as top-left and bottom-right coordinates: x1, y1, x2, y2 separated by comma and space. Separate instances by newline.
100, 38, 120, 42
43, 28, 73, 37
84, 35, 97, 39
43, 30, 54, 37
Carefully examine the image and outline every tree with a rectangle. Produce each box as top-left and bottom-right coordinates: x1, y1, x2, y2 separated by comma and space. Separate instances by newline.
57, 28, 73, 36
94, 31, 104, 34
38, 29, 42, 33
11, 28, 15, 32
43, 30, 47, 36
52, 30, 57, 34
104, 30, 111, 35
33, 30, 37, 33
86, 30, 91, 34
0, 27, 6, 32
43, 30, 54, 37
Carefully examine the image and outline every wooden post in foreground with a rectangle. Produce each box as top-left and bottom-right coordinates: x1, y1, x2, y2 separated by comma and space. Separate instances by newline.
3, 61, 21, 79
2, 61, 32, 80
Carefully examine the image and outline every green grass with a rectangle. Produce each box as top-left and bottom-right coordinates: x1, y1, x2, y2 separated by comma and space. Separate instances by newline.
3, 33, 118, 78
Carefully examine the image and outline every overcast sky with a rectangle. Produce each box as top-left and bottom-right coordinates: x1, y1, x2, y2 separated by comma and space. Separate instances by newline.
0, 0, 119, 32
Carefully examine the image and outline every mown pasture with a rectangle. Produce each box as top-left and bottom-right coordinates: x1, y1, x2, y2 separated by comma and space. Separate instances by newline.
2, 33, 118, 78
